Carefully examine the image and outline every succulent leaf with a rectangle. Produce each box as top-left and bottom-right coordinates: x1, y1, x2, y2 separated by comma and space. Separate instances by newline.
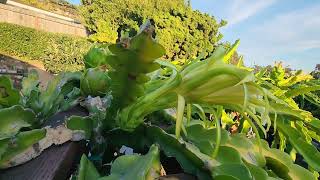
0, 129, 46, 168
0, 105, 36, 140
0, 76, 20, 107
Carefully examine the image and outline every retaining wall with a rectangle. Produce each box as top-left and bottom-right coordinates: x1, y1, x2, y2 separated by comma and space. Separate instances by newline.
0, 1, 87, 37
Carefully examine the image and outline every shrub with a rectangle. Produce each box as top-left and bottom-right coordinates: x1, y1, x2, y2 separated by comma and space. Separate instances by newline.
79, 0, 226, 61
0, 23, 50, 60
44, 35, 91, 73
0, 22, 91, 73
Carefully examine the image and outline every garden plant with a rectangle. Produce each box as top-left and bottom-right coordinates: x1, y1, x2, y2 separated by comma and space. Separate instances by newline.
0, 23, 320, 180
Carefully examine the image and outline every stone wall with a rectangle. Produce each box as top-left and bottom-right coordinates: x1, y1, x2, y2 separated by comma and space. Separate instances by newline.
0, 1, 87, 37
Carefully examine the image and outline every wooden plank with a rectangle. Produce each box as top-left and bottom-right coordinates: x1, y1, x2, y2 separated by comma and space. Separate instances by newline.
0, 142, 83, 180
0, 106, 88, 180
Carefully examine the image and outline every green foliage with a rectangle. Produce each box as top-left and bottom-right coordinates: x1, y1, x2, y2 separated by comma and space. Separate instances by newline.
80, 68, 111, 97
0, 76, 20, 108
66, 116, 94, 138
0, 71, 83, 169
144, 125, 213, 179
0, 23, 50, 60
1, 23, 319, 179
0, 129, 46, 168
301, 65, 320, 118
108, 25, 165, 108
79, 0, 225, 61
77, 144, 161, 180
80, 29, 320, 175
85, 23, 167, 129
183, 122, 316, 179
44, 36, 91, 73
256, 62, 320, 109
301, 89, 320, 118
0, 105, 36, 140
105, 123, 317, 179
23, 72, 82, 122
78, 154, 100, 180
21, 70, 40, 98
101, 144, 161, 180
114, 39, 269, 136
232, 62, 320, 174
71, 29, 319, 179
276, 118, 320, 171
0, 22, 91, 73
83, 46, 110, 69
1, 70, 82, 123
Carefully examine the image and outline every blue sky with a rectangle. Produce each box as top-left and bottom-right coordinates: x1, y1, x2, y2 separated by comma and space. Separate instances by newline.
191, 0, 320, 72
69, 0, 319, 71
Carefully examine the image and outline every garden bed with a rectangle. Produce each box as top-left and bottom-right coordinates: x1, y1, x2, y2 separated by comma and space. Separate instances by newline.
0, 106, 87, 180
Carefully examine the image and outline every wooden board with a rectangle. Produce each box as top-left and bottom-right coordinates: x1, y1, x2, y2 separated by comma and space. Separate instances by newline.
0, 106, 88, 180
0, 142, 83, 180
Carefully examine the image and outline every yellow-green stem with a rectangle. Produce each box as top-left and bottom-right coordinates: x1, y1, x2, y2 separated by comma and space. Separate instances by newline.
176, 94, 185, 138
212, 110, 221, 158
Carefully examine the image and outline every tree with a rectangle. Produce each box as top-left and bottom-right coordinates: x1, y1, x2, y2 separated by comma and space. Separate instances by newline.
311, 64, 320, 79
79, 0, 226, 61
316, 64, 320, 71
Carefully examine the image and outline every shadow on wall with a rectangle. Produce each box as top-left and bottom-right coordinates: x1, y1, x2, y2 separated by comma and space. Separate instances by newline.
0, 54, 53, 89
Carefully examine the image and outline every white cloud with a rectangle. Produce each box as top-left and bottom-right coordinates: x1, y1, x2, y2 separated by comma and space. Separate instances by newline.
191, 0, 319, 71
239, 4, 320, 71
227, 0, 276, 26
252, 5, 320, 48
